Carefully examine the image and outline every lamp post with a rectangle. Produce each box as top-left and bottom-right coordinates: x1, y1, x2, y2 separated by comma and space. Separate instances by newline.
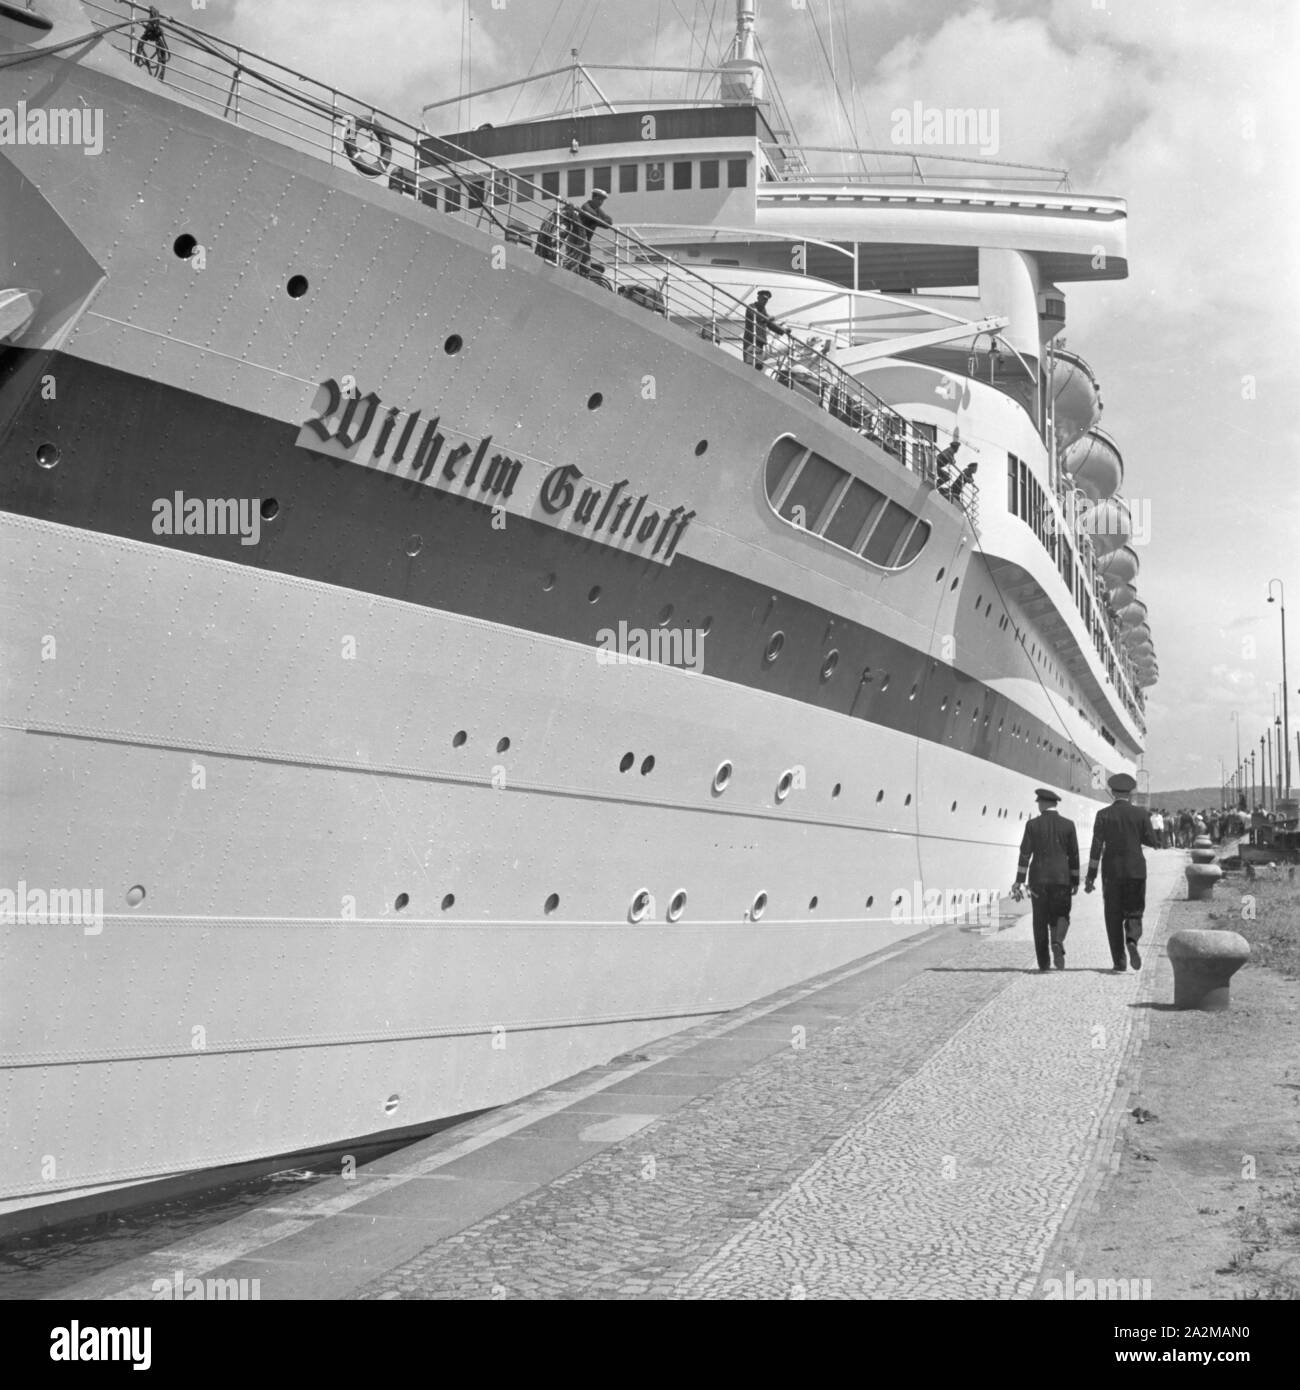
1267, 579, 1290, 799
1264, 732, 1272, 812
1250, 750, 1256, 810
1219, 755, 1226, 810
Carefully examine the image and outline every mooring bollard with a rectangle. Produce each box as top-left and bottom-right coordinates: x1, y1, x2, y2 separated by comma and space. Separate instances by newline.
1184, 862, 1222, 899
1166, 929, 1250, 1010
1190, 845, 1217, 864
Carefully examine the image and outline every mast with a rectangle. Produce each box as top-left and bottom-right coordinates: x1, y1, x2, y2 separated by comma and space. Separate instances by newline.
719, 0, 765, 104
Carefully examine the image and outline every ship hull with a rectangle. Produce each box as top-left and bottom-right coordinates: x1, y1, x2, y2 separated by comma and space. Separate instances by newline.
0, 32, 1131, 1225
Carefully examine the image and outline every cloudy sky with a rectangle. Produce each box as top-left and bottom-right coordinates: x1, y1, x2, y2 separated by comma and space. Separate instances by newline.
203, 0, 1299, 797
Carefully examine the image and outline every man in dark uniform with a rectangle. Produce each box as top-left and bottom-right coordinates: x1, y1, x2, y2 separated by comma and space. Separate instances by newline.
743, 290, 787, 369
1012, 789, 1079, 971
1085, 772, 1158, 972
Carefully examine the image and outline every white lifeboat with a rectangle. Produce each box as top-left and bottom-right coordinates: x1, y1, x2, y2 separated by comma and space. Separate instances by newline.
1048, 349, 1103, 454
1116, 598, 1148, 626
1096, 544, 1139, 588
1086, 496, 1132, 556
1121, 624, 1153, 649
1063, 426, 1123, 501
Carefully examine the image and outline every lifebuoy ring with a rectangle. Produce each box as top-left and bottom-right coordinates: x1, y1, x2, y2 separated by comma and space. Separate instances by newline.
343, 120, 392, 177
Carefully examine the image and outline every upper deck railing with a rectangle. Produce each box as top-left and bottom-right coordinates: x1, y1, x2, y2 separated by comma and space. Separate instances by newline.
76, 1, 979, 532
761, 145, 1071, 192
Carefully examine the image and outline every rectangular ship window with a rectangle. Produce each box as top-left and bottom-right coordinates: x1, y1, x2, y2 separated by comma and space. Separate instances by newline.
861, 500, 913, 566
594, 165, 612, 194
515, 173, 533, 202
896, 519, 932, 567
779, 452, 845, 529
727, 158, 748, 187
823, 479, 885, 550
541, 170, 560, 197
567, 168, 586, 197
619, 164, 638, 193
673, 161, 693, 189
700, 159, 720, 189
1007, 454, 1018, 512
646, 162, 665, 191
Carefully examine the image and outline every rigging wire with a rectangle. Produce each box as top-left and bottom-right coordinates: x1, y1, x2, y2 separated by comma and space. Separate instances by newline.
806, 0, 861, 178
838, 0, 876, 175
506, 0, 567, 122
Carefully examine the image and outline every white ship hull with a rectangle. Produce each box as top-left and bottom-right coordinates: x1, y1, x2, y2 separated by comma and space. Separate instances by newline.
0, 7, 1141, 1224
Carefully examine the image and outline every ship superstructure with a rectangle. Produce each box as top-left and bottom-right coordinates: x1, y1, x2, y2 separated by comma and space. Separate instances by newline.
0, 0, 1150, 1226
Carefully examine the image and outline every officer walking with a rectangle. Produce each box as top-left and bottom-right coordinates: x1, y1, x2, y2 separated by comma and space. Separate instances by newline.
1085, 772, 1158, 972
1012, 788, 1079, 971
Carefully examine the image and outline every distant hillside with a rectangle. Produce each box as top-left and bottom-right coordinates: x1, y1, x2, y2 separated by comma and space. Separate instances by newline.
1148, 785, 1240, 808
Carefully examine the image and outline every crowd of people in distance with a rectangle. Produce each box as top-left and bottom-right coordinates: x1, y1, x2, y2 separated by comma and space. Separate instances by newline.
1147, 807, 1255, 847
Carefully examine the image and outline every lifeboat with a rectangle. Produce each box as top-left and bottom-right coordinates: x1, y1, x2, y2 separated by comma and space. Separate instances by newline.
1086, 496, 1132, 555
1063, 426, 1123, 501
1096, 544, 1140, 588
1048, 349, 1103, 454
1121, 624, 1153, 649
1116, 598, 1148, 627
1108, 580, 1138, 611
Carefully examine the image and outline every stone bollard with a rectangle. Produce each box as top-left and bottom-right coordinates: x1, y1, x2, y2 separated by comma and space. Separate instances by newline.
1184, 862, 1222, 900
1166, 929, 1250, 1010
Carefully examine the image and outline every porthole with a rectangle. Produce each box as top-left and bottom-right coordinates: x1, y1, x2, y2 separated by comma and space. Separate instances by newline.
809, 896, 819, 910
879, 674, 890, 692
951, 801, 958, 812
712, 760, 733, 794
394, 892, 409, 912
441, 894, 455, 911
701, 615, 714, 635
544, 893, 560, 914
875, 789, 884, 803
940, 697, 949, 712
542, 572, 556, 591
904, 793, 912, 806
173, 233, 198, 258
260, 498, 280, 522
588, 585, 601, 603
751, 891, 768, 921
444, 334, 463, 354
640, 755, 655, 775
866, 895, 875, 908
587, 392, 603, 410
775, 770, 794, 802
629, 888, 652, 923
384, 1094, 400, 1116
936, 568, 945, 582
667, 889, 687, 922
764, 631, 785, 663
496, 737, 510, 753
982, 805, 988, 815
658, 603, 674, 624
404, 534, 422, 556
831, 782, 842, 798
452, 730, 468, 748
909, 684, 917, 701
950, 577, 959, 591
619, 752, 635, 772
820, 649, 839, 681
286, 274, 309, 298
125, 884, 146, 907
35, 443, 60, 469
694, 440, 708, 456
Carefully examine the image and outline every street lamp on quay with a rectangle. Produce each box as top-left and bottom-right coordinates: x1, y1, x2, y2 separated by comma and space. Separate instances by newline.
1267, 579, 1290, 799
1250, 750, 1256, 810
1230, 711, 1244, 810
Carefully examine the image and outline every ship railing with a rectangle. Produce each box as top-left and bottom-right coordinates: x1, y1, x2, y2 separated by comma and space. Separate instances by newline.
85, 2, 972, 529
762, 144, 1071, 192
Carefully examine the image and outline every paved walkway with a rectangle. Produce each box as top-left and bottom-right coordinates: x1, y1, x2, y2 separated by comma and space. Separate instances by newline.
53, 853, 1183, 1301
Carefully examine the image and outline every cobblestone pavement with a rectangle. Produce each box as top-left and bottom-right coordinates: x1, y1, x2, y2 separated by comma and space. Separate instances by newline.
356, 854, 1181, 1300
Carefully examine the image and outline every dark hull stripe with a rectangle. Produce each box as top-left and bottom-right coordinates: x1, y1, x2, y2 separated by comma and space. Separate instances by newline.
0, 348, 1103, 795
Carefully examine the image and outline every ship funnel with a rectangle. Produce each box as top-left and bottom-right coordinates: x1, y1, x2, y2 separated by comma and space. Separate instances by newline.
719, 0, 765, 103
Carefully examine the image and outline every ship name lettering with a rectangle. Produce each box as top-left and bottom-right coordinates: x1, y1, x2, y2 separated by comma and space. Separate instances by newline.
298, 378, 693, 563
